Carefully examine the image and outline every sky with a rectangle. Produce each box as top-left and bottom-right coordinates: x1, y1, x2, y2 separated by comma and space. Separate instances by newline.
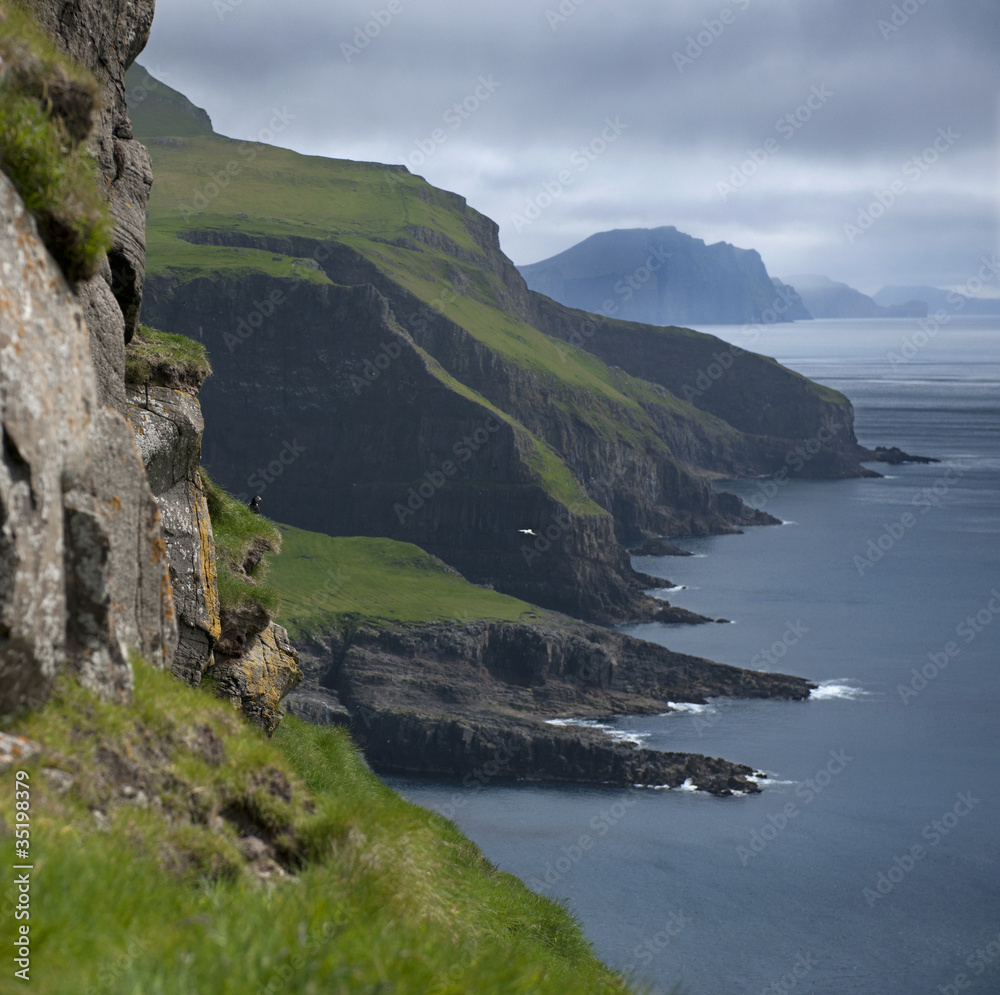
139, 0, 1000, 296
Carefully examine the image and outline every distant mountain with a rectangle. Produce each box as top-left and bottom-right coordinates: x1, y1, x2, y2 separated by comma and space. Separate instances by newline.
874, 285, 1000, 316
785, 274, 926, 319
517, 227, 811, 326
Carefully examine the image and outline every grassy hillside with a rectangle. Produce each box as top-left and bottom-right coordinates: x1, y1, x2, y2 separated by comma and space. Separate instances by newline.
1, 661, 636, 994
127, 65, 761, 505
269, 524, 540, 638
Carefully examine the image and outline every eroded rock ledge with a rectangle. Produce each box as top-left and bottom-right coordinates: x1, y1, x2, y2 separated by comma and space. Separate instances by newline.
288, 616, 814, 796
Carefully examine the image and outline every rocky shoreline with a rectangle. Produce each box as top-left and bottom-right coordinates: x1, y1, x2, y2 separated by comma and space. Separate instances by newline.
286, 614, 815, 796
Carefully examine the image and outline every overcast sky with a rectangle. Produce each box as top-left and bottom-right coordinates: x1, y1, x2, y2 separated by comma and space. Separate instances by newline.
140, 0, 999, 295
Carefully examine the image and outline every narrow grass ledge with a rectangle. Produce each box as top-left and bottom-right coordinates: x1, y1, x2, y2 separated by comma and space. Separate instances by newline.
125, 323, 213, 392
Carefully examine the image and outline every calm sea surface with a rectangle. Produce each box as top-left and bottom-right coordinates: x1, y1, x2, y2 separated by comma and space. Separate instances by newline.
387, 316, 1000, 994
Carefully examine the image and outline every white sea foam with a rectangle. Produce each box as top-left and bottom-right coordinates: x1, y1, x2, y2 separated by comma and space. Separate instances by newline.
661, 702, 715, 715
676, 778, 699, 792
781, 520, 798, 526
809, 680, 871, 701
544, 718, 649, 746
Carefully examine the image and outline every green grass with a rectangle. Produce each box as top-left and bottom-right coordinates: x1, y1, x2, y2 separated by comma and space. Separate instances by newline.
202, 470, 281, 616
0, 2, 112, 282
1, 662, 636, 994
125, 323, 213, 389
267, 524, 541, 638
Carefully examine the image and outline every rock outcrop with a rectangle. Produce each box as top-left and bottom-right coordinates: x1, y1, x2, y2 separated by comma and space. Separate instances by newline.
210, 623, 301, 735
128, 385, 220, 683
0, 170, 176, 716
292, 616, 813, 794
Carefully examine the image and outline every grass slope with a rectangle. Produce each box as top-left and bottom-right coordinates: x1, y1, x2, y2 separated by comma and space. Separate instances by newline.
130, 68, 782, 514
268, 524, 540, 638
1, 662, 635, 994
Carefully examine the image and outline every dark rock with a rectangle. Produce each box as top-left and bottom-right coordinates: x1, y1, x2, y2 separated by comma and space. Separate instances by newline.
652, 604, 719, 625
866, 446, 939, 465
632, 539, 694, 557
292, 615, 813, 792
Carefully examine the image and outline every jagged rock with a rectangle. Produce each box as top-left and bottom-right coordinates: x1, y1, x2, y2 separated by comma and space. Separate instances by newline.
283, 687, 351, 726
866, 446, 939, 465
632, 539, 693, 557
128, 385, 220, 683
32, 0, 156, 404
291, 615, 812, 790
209, 623, 302, 735
0, 732, 40, 771
0, 173, 177, 715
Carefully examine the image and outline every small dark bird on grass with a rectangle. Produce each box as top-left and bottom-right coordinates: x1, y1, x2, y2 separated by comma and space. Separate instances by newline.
248, 495, 263, 514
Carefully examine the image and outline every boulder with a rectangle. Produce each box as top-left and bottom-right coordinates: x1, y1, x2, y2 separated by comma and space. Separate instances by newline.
209, 623, 302, 735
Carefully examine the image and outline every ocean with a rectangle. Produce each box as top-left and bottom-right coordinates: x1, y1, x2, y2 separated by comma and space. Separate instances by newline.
386, 315, 1000, 994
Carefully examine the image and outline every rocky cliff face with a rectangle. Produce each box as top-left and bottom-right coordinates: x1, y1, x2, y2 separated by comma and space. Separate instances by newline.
290, 616, 814, 794
1, 5, 299, 732
518, 226, 812, 326
0, 2, 177, 717
31, 0, 156, 413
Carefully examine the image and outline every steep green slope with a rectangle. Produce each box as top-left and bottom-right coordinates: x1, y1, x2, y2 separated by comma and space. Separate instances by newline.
131, 65, 868, 619
1, 661, 635, 994
269, 525, 539, 638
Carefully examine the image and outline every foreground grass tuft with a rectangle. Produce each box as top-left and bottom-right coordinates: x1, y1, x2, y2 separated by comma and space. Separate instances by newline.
0, 662, 635, 994
0, 2, 112, 282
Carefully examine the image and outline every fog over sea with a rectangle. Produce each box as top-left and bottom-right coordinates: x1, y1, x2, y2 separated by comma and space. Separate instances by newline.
387, 315, 1000, 994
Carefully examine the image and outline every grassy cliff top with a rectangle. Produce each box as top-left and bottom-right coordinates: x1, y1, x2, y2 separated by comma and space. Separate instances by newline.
268, 524, 541, 637
2, 660, 633, 993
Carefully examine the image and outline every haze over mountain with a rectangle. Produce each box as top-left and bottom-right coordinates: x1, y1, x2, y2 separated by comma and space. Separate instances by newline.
784, 273, 927, 319
518, 227, 811, 327
873, 284, 1000, 316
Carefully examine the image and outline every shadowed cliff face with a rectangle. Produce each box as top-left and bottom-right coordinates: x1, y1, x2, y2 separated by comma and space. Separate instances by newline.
143, 277, 656, 620
136, 70, 877, 622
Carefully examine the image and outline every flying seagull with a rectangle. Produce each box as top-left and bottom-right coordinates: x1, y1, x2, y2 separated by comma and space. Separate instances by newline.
518, 528, 537, 536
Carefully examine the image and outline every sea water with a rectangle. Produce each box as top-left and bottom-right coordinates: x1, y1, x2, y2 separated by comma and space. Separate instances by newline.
387, 316, 1000, 994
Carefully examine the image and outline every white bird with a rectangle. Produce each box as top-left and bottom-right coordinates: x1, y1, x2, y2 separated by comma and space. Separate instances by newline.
518, 528, 537, 536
